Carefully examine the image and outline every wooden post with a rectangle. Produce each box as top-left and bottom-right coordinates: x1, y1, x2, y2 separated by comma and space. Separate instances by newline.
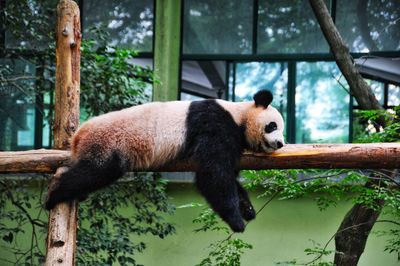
45, 1, 81, 265
153, 0, 182, 101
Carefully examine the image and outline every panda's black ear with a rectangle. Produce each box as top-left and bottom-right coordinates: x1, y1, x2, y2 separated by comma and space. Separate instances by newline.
253, 90, 273, 108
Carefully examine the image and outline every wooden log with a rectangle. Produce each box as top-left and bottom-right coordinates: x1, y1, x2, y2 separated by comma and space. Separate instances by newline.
45, 167, 78, 266
1, 143, 400, 174
0, 149, 70, 173
45, 1, 81, 265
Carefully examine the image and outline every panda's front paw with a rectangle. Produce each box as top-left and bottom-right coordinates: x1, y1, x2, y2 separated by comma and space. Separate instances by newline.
241, 207, 256, 221
239, 200, 256, 221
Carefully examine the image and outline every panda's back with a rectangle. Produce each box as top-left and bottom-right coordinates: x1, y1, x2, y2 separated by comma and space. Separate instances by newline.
72, 101, 191, 169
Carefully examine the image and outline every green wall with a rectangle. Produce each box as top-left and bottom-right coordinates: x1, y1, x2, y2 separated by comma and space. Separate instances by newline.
0, 183, 397, 265
135, 184, 398, 266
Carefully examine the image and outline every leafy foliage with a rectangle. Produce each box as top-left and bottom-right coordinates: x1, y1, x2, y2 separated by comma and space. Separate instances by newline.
80, 25, 153, 118
276, 240, 334, 266
376, 229, 400, 257
196, 238, 253, 266
0, 179, 48, 265
355, 107, 400, 143
192, 208, 230, 234
191, 207, 252, 265
0, 174, 175, 266
77, 173, 175, 265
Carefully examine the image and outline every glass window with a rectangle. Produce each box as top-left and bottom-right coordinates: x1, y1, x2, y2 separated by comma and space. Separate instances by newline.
17, 108, 35, 147
183, 0, 253, 54
257, 0, 329, 54
41, 91, 53, 148
0, 59, 37, 150
180, 92, 205, 101
83, 0, 154, 52
5, 0, 58, 50
336, 0, 400, 52
296, 62, 350, 143
388, 84, 400, 106
232, 62, 288, 121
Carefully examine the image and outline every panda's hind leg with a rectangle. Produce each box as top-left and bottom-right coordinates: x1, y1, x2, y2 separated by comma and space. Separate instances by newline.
45, 151, 126, 210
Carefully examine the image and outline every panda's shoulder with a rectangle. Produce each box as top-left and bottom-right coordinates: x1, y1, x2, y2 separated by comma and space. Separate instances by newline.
187, 99, 241, 128
188, 99, 228, 115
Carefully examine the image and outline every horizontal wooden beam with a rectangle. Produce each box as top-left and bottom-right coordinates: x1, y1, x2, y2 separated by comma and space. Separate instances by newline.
0, 149, 70, 173
1, 143, 400, 174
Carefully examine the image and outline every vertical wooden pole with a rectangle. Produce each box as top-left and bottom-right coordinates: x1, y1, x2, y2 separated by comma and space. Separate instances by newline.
153, 0, 182, 101
45, 0, 81, 265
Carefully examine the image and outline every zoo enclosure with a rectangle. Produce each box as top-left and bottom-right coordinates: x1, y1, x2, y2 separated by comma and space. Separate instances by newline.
0, 0, 400, 265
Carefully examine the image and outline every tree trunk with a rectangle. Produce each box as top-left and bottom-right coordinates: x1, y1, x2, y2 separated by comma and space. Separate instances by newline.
45, 1, 81, 265
308, 0, 388, 265
334, 197, 385, 265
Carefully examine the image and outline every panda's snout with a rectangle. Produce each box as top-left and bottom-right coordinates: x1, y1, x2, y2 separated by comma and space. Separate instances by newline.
269, 140, 283, 150
276, 141, 283, 149
264, 139, 284, 151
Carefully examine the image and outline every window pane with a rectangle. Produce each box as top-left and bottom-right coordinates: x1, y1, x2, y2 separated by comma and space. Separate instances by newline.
183, 0, 253, 54
180, 92, 205, 101
0, 59, 37, 150
296, 62, 350, 143
42, 109, 51, 148
228, 63, 235, 101
17, 108, 35, 147
233, 62, 288, 121
5, 0, 58, 50
388, 84, 400, 106
336, 0, 400, 52
258, 0, 329, 54
83, 0, 154, 52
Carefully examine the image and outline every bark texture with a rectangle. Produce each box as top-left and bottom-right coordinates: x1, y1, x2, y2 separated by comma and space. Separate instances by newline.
0, 149, 70, 173
45, 1, 81, 265
308, 0, 388, 265
1, 143, 400, 173
334, 198, 385, 265
53, 0, 81, 150
45, 167, 78, 266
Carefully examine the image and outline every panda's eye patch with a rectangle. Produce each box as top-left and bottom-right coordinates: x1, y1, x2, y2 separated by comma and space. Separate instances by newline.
265, 122, 277, 133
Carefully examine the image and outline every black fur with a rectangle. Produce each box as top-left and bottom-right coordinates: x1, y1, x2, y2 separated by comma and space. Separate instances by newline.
265, 122, 277, 133
184, 100, 255, 232
236, 180, 256, 221
45, 152, 126, 210
254, 90, 273, 108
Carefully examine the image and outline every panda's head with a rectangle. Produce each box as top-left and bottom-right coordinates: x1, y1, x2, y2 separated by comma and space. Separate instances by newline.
244, 90, 285, 153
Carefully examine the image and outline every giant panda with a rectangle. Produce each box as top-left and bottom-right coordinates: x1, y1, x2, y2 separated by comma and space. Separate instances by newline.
45, 90, 285, 232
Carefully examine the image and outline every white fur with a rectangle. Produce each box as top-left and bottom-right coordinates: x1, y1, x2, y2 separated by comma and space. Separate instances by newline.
72, 101, 190, 170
